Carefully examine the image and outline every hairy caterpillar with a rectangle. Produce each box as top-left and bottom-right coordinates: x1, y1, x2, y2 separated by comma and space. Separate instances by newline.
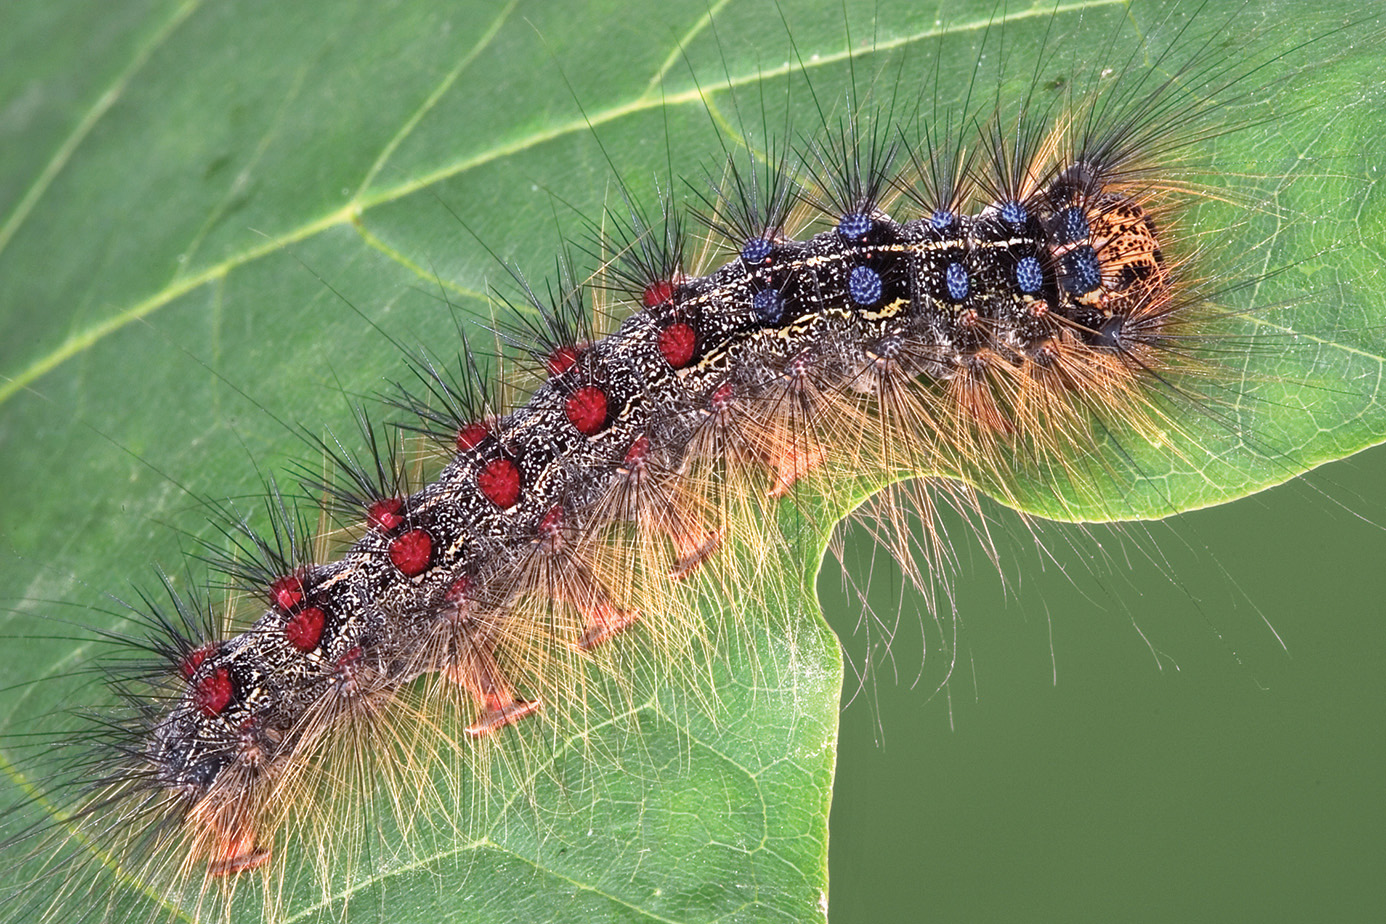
1, 1, 1384, 923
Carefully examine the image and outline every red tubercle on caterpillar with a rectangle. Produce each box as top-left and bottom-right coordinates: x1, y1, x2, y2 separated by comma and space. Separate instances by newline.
709, 382, 734, 414
456, 421, 491, 452
477, 457, 522, 508
546, 345, 583, 376
642, 278, 675, 308
698, 382, 742, 443
658, 322, 696, 368
269, 573, 304, 611
284, 605, 326, 652
444, 575, 472, 604
538, 505, 564, 534
234, 715, 278, 771
1029, 340, 1060, 368
616, 435, 653, 490
179, 644, 216, 679
388, 528, 433, 576
332, 645, 365, 695
623, 435, 650, 469
194, 667, 233, 716
782, 349, 815, 394
367, 496, 404, 532
565, 385, 609, 436
536, 504, 567, 553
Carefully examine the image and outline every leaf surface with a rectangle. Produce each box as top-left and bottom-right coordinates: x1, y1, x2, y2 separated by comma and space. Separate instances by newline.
0, 1, 1382, 922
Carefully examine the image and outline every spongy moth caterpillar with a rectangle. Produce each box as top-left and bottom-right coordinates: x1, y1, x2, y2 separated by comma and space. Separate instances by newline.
1, 1, 1384, 923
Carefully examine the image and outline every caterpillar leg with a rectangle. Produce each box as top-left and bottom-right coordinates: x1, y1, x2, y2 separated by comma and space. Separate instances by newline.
456, 644, 542, 737
610, 439, 723, 578
668, 522, 722, 579
464, 696, 543, 737
201, 811, 271, 877
444, 613, 542, 737
208, 841, 272, 877
763, 433, 826, 498
577, 598, 640, 650
560, 569, 639, 650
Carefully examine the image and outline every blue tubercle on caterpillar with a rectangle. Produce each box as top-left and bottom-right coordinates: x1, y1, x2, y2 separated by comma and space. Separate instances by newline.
0, 2, 1384, 923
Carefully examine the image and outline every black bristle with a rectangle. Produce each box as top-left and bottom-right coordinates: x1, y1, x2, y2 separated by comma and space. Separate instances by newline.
293, 406, 413, 528
195, 480, 317, 599
385, 331, 499, 447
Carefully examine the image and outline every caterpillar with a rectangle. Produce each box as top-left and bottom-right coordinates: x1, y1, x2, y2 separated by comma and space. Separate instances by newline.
1, 1, 1383, 923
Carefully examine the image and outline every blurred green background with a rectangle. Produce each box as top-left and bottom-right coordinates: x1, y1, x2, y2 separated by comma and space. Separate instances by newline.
824, 446, 1386, 922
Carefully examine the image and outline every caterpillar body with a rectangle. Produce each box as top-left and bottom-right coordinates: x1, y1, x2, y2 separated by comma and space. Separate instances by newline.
1, 1, 1383, 923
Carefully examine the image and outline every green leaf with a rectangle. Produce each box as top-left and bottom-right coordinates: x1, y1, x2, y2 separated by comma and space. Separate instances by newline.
0, 1, 1382, 923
